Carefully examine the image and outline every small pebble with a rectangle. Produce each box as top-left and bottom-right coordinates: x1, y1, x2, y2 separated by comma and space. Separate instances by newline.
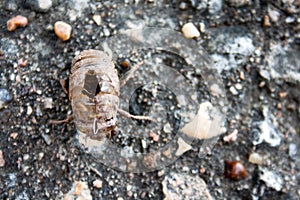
268, 7, 280, 22
288, 143, 297, 159
235, 83, 243, 90
157, 170, 165, 177
93, 179, 103, 188
54, 21, 72, 41
41, 133, 52, 145
285, 17, 295, 23
263, 15, 271, 27
248, 152, 263, 165
10, 132, 18, 139
279, 92, 287, 98
0, 150, 5, 167
223, 129, 238, 142
44, 97, 53, 109
141, 139, 147, 149
224, 160, 247, 180
163, 123, 172, 133
181, 22, 200, 39
9, 73, 15, 81
7, 15, 28, 31
103, 27, 110, 37
38, 152, 44, 160
229, 86, 238, 95
259, 69, 270, 80
199, 22, 205, 33
27, 105, 33, 115
18, 58, 28, 67
179, 2, 188, 10
23, 154, 30, 161
0, 88, 12, 109
92, 14, 102, 26
149, 131, 159, 142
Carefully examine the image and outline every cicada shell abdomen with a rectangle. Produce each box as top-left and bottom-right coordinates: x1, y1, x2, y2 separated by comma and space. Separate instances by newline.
69, 50, 120, 140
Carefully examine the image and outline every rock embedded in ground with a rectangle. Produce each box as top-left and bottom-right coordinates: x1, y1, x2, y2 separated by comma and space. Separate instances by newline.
208, 27, 255, 72
7, 15, 28, 31
252, 119, 282, 147
265, 44, 300, 83
208, 0, 223, 14
67, 0, 90, 21
162, 172, 213, 200
259, 167, 283, 192
24, 0, 54, 12
54, 21, 72, 41
181, 22, 200, 39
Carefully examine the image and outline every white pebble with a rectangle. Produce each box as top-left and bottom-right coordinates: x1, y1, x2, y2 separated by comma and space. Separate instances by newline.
181, 22, 200, 39
27, 105, 33, 115
92, 14, 102, 26
229, 86, 238, 95
248, 152, 263, 165
10, 73, 15, 81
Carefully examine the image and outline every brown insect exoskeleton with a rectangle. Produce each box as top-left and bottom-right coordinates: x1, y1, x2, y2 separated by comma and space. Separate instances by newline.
50, 49, 153, 140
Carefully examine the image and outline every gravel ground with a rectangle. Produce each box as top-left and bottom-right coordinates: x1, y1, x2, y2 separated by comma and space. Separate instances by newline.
0, 0, 299, 199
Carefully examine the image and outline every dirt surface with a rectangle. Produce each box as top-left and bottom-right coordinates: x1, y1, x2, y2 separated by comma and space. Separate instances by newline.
0, 0, 299, 199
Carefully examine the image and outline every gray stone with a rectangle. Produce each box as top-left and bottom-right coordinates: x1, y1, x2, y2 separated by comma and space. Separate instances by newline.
208, 0, 223, 14
4, 0, 20, 11
0, 89, 12, 109
162, 172, 213, 200
288, 143, 298, 160
265, 44, 300, 83
259, 167, 283, 191
0, 38, 19, 61
252, 119, 282, 147
24, 0, 54, 12
67, 0, 89, 21
208, 27, 255, 72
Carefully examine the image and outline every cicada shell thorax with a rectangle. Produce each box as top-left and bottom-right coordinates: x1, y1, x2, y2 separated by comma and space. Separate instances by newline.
69, 50, 120, 140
